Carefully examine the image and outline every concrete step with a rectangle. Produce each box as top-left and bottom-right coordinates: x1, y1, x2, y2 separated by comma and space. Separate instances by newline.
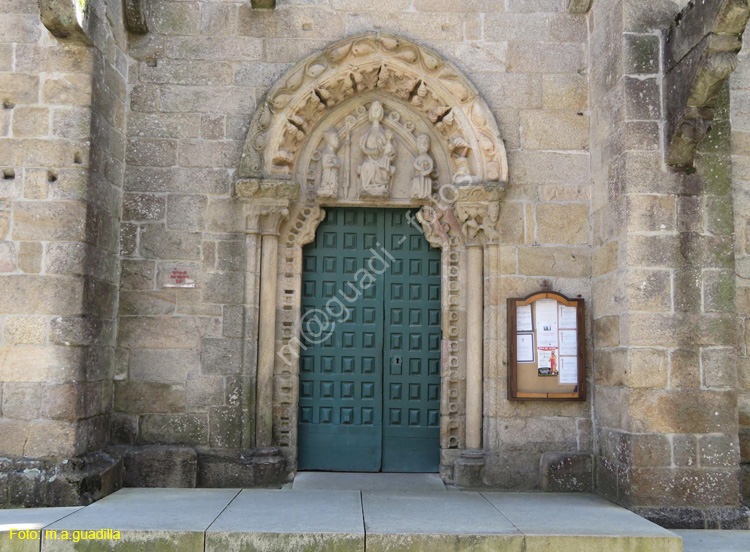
3, 487, 740, 552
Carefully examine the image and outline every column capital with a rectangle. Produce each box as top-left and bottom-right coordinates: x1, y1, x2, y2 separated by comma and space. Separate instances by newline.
246, 202, 290, 236
454, 183, 506, 246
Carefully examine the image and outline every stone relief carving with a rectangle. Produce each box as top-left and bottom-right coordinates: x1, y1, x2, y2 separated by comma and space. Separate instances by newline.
238, 32, 508, 187
454, 184, 506, 245
412, 134, 435, 199
317, 129, 340, 198
358, 101, 395, 198
299, 98, 450, 203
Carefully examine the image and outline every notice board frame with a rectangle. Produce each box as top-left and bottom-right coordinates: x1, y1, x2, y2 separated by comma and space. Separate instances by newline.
507, 291, 585, 401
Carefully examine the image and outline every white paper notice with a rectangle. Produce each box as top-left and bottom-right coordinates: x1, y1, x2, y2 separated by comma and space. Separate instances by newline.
559, 305, 577, 329
517, 333, 535, 363
535, 299, 558, 347
538, 349, 552, 369
559, 356, 578, 385
559, 330, 578, 356
516, 304, 533, 332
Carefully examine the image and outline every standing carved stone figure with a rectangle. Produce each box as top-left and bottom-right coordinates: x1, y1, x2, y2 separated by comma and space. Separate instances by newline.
318, 128, 340, 198
412, 133, 434, 199
358, 101, 395, 197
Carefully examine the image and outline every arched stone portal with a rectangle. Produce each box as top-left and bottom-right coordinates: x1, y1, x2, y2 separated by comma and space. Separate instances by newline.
235, 32, 508, 482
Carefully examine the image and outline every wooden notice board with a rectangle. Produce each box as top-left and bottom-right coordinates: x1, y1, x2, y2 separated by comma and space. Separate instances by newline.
507, 291, 585, 401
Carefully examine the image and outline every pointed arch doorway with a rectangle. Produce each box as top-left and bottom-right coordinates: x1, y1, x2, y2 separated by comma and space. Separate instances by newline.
297, 207, 442, 472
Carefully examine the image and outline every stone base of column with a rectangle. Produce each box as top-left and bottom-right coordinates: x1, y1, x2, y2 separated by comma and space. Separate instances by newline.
454, 449, 486, 488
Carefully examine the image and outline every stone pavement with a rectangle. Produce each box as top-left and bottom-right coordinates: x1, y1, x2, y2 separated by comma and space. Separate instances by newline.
0, 486, 707, 552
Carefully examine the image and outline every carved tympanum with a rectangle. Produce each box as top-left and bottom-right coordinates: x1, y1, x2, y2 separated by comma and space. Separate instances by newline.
239, 32, 508, 188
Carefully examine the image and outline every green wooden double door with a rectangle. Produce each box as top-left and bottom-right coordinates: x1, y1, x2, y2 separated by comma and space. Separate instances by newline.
298, 208, 441, 472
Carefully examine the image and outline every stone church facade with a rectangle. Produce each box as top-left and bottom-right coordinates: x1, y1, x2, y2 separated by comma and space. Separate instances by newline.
1, 0, 749, 529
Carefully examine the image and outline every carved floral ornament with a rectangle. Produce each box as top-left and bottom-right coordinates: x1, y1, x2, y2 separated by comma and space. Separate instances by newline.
236, 32, 509, 201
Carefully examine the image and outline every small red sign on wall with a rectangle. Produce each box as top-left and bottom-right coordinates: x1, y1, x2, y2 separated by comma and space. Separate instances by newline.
163, 269, 196, 288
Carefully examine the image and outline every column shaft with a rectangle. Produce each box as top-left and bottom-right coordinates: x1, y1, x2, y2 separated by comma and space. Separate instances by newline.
256, 232, 279, 446
466, 245, 483, 449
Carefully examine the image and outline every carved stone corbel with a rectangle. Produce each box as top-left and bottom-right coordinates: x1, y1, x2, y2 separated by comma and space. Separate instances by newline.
567, 0, 592, 14
124, 0, 149, 35
665, 0, 750, 171
39, 0, 93, 46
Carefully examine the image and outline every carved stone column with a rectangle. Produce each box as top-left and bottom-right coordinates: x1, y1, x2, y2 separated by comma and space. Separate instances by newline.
242, 212, 262, 448
256, 205, 289, 446
454, 184, 504, 486
465, 244, 483, 450
235, 179, 299, 447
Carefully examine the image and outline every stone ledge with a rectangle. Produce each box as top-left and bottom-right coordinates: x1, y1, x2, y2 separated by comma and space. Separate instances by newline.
0, 451, 122, 508
115, 445, 288, 490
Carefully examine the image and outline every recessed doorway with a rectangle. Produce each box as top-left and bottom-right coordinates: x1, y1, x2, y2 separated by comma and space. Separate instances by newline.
297, 208, 442, 472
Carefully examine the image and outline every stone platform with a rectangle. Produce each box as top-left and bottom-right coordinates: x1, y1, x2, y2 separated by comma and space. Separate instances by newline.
0, 487, 703, 551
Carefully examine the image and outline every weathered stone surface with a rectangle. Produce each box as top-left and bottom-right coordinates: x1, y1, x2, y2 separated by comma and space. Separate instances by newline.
13, 201, 86, 241
535, 203, 590, 245
140, 413, 209, 445
139, 224, 201, 260
123, 446, 197, 488
541, 452, 593, 492
114, 381, 186, 413
197, 448, 286, 488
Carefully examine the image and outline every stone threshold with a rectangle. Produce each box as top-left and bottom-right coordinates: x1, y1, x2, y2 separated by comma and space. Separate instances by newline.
0, 488, 694, 551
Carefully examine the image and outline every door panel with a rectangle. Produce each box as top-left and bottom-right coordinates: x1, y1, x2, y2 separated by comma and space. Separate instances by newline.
298, 208, 384, 471
298, 208, 441, 472
382, 210, 441, 472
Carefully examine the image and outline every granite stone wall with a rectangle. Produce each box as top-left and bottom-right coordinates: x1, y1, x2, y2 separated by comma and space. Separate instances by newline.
116, 0, 594, 490
0, 0, 747, 518
0, 0, 126, 506
591, 0, 745, 528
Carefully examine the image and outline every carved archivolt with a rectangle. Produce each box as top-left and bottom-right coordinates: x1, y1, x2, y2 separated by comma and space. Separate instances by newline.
239, 32, 508, 188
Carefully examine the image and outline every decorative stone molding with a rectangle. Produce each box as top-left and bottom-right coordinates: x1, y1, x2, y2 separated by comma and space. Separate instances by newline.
236, 178, 301, 202
39, 0, 93, 46
239, 32, 508, 188
123, 0, 149, 35
282, 204, 326, 248
665, 0, 750, 171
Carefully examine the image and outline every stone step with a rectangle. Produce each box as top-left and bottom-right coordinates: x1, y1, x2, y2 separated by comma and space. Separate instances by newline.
291, 471, 447, 491
0, 488, 696, 551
